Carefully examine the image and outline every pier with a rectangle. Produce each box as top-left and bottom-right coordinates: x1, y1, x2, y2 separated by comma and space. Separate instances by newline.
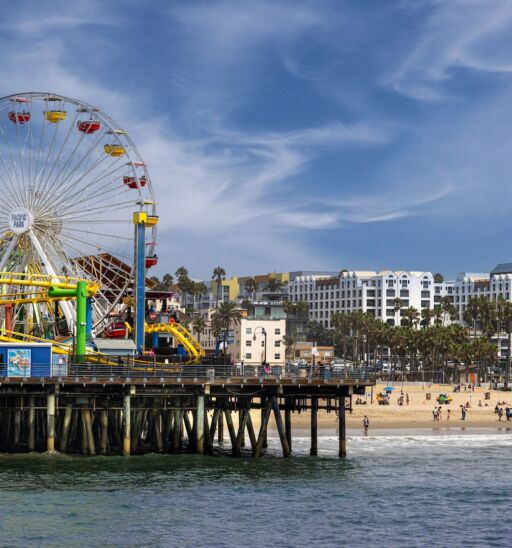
0, 364, 375, 457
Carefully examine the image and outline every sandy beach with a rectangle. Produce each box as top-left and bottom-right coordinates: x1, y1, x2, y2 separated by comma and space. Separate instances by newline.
243, 383, 512, 436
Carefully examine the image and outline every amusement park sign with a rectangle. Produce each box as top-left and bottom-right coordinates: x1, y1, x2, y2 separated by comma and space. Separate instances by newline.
9, 207, 33, 234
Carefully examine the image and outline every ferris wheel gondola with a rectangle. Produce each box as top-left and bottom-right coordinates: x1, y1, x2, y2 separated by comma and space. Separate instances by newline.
0, 91, 157, 336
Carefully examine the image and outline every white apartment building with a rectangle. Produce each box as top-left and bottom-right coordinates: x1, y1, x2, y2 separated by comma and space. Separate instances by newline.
228, 318, 286, 366
453, 264, 512, 321
288, 271, 454, 328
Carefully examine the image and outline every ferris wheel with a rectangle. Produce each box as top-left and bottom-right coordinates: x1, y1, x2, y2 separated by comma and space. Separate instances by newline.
0, 92, 157, 336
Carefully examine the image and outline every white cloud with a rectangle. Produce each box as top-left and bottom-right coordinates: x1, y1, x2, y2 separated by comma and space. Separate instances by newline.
385, 0, 512, 100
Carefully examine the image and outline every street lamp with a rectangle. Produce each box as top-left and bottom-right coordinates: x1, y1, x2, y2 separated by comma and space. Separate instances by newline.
253, 326, 267, 364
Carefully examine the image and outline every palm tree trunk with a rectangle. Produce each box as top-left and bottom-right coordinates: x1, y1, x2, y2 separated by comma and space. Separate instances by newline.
507, 328, 511, 387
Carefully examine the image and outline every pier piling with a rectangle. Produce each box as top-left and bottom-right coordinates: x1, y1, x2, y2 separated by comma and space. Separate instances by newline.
46, 392, 56, 453
123, 392, 131, 456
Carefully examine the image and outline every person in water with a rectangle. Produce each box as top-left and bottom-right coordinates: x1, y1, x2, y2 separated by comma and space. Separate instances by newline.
363, 416, 369, 433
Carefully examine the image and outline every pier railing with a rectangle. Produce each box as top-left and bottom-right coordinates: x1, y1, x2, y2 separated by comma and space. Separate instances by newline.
2, 361, 376, 382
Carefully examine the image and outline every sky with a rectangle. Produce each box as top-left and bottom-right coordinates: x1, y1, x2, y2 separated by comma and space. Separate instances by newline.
2, 0, 512, 281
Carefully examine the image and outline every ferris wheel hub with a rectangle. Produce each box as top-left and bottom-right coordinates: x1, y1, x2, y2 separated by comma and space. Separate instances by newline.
9, 207, 33, 235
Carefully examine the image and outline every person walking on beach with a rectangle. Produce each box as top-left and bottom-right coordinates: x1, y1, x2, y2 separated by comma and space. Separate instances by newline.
498, 407, 504, 422
432, 407, 437, 421
447, 409, 451, 420
506, 407, 511, 422
406, 394, 410, 405
437, 406, 442, 420
363, 415, 369, 434
461, 406, 467, 420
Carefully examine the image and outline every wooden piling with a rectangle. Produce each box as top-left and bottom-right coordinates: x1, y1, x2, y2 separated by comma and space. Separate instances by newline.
60, 404, 73, 452
47, 392, 56, 453
153, 408, 164, 453
100, 409, 108, 455
271, 397, 291, 457
196, 394, 204, 455
83, 409, 96, 456
123, 392, 131, 456
233, 410, 249, 457
218, 411, 224, 444
285, 397, 292, 452
246, 411, 257, 452
172, 406, 183, 452
310, 396, 318, 456
339, 395, 346, 457
261, 396, 268, 448
254, 399, 271, 457
224, 408, 237, 449
28, 395, 35, 452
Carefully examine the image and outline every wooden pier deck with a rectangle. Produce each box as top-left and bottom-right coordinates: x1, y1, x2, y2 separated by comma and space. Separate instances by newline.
0, 365, 375, 458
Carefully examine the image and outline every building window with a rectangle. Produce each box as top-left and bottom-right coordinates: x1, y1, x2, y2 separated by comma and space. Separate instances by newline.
245, 328, 252, 335
245, 340, 252, 347
274, 353, 281, 360
275, 340, 281, 347
245, 353, 252, 359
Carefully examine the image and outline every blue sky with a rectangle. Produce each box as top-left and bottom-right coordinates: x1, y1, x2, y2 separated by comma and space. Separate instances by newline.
2, 0, 512, 280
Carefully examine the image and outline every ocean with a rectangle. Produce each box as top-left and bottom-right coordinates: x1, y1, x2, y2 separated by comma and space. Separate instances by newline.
0, 432, 511, 547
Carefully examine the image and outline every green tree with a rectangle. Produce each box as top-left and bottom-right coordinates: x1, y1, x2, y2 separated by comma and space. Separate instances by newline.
433, 273, 444, 283
244, 277, 257, 300
192, 316, 206, 339
211, 300, 241, 363
212, 266, 227, 302
264, 275, 287, 292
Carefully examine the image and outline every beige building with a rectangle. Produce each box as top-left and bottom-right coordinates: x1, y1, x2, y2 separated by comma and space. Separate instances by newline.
293, 342, 334, 362
228, 318, 286, 366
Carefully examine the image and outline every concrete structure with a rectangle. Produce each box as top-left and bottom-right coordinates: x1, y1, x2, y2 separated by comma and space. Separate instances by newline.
288, 271, 454, 328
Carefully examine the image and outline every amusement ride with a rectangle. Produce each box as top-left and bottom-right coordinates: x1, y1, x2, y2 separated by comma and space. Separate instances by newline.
0, 92, 203, 365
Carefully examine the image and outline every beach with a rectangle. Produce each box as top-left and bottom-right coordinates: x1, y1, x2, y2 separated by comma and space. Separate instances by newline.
248, 383, 512, 436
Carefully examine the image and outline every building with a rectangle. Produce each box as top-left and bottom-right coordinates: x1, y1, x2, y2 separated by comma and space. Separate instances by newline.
288, 271, 454, 328
228, 301, 286, 366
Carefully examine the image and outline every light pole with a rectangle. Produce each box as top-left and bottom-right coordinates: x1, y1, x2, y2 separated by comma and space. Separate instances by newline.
253, 326, 267, 364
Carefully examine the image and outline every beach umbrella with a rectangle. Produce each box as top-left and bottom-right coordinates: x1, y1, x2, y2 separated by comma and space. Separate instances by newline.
384, 386, 394, 392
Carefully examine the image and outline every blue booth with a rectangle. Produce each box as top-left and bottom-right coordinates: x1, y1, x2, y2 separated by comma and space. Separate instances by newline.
0, 343, 53, 378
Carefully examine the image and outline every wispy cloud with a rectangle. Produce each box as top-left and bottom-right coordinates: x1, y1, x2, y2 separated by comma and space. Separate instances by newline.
385, 0, 512, 100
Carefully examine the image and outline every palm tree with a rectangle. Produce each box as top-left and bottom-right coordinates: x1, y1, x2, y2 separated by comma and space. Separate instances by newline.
332, 312, 351, 360
439, 296, 457, 326
463, 297, 480, 338
244, 277, 257, 301
211, 300, 241, 364
402, 307, 420, 328
500, 301, 512, 385
192, 316, 206, 343
212, 267, 226, 303
393, 297, 402, 327
282, 334, 297, 360
264, 275, 287, 292
433, 273, 444, 283
421, 307, 433, 329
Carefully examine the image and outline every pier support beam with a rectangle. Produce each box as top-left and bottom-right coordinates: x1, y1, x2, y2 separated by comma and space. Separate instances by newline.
271, 397, 291, 457
28, 395, 35, 452
224, 408, 236, 449
261, 397, 268, 448
123, 392, 131, 456
339, 395, 346, 458
218, 411, 224, 444
254, 399, 271, 457
47, 392, 56, 453
60, 404, 73, 452
196, 394, 204, 455
100, 409, 108, 455
233, 410, 248, 457
285, 397, 292, 452
83, 409, 96, 456
310, 396, 318, 456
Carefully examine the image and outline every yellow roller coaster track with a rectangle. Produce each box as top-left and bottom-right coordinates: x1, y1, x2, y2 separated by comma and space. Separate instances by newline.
127, 322, 205, 364
0, 272, 99, 294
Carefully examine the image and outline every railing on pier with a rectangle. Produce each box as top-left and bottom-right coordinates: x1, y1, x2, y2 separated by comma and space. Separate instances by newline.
2, 360, 376, 382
